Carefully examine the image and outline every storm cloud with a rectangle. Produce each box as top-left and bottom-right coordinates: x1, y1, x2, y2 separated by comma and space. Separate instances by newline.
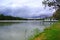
0, 0, 55, 18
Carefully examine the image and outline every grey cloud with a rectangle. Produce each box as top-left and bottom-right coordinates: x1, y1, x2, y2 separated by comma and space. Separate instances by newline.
0, 6, 55, 18
0, 0, 55, 18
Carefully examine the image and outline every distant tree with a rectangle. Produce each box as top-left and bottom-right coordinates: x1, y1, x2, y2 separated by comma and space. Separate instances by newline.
0, 14, 4, 16
0, 14, 26, 20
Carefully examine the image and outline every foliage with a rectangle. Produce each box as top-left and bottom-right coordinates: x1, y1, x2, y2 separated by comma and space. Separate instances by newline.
53, 9, 60, 20
42, 0, 60, 20
0, 14, 27, 20
42, 0, 60, 8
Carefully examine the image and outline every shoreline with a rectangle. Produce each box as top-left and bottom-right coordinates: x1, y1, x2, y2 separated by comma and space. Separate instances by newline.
0, 20, 58, 22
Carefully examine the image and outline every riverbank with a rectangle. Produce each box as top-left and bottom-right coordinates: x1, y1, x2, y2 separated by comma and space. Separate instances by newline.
28, 21, 60, 40
0, 20, 58, 22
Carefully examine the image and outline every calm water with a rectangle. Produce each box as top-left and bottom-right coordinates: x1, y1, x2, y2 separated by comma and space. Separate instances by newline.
0, 20, 55, 40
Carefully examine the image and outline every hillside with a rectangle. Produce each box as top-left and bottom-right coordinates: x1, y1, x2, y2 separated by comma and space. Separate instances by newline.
0, 14, 27, 20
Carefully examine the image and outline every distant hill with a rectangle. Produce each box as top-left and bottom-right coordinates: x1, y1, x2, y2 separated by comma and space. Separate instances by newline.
0, 14, 52, 20
31, 14, 51, 19
0, 14, 27, 20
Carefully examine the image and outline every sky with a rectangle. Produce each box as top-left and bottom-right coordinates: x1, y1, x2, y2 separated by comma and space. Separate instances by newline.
0, 0, 55, 18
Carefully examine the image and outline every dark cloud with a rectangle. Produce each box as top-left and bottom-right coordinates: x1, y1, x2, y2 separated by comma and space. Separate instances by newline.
0, 0, 55, 18
0, 6, 55, 18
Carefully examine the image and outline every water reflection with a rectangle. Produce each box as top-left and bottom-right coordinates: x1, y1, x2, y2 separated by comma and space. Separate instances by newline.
0, 20, 55, 40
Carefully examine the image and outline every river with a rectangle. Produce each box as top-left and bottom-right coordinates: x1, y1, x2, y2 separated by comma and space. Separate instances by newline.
0, 20, 56, 40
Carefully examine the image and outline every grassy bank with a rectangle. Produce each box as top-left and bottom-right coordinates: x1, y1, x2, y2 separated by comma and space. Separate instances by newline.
28, 21, 60, 40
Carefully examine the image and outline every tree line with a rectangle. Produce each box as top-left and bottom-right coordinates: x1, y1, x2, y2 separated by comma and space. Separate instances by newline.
0, 14, 27, 20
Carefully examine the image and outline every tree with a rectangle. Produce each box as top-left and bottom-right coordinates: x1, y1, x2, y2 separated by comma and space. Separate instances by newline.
42, 0, 60, 8
53, 9, 60, 20
42, 0, 60, 20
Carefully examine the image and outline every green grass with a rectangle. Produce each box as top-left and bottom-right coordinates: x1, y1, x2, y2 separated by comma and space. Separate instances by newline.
42, 21, 60, 40
28, 21, 60, 40
38, 21, 60, 40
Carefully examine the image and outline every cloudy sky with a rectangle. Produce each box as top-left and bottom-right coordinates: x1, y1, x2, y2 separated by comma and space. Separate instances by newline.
0, 0, 55, 18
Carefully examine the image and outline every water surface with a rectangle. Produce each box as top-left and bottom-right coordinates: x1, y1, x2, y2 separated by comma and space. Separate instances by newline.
0, 20, 55, 40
